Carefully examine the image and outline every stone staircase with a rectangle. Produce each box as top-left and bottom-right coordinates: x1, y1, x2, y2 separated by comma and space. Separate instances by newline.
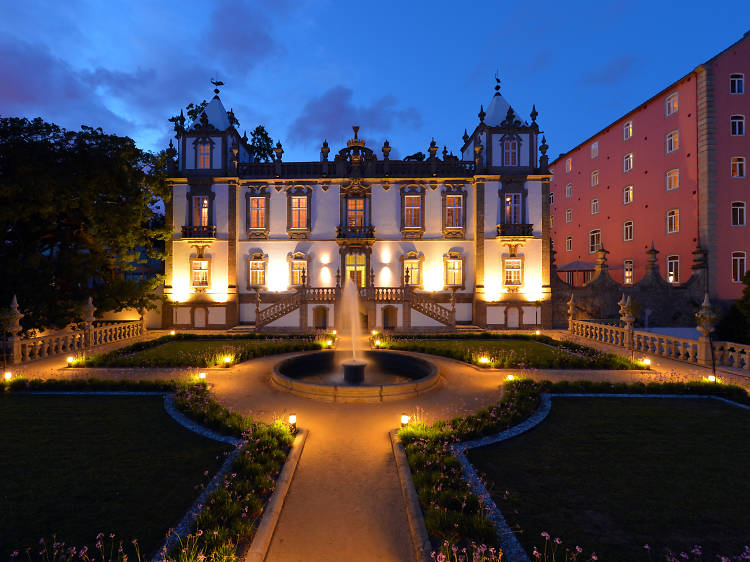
256, 291, 301, 329
408, 291, 455, 328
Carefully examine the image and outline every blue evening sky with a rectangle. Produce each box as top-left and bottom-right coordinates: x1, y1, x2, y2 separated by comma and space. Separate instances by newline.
1, 1, 748, 162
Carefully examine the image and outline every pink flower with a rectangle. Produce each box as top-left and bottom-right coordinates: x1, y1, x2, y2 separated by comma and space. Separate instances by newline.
541, 531, 550, 539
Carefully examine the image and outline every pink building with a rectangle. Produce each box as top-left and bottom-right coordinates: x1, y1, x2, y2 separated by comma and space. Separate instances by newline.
550, 31, 750, 301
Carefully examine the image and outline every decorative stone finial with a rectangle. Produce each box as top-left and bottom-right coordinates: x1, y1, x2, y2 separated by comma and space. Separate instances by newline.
274, 140, 284, 162
381, 139, 391, 160
494, 72, 501, 95
442, 146, 448, 160
530, 104, 538, 123
478, 105, 486, 123
696, 293, 717, 337
166, 139, 177, 159
428, 138, 438, 160
211, 78, 224, 96
241, 130, 248, 143
8, 295, 24, 337
82, 296, 96, 324
320, 139, 330, 161
462, 129, 469, 144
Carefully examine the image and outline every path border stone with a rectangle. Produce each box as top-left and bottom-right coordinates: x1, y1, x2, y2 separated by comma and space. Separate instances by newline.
244, 428, 308, 562
451, 392, 750, 562
390, 429, 433, 562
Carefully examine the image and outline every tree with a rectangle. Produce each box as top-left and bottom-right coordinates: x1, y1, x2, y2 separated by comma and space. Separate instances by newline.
716, 271, 750, 344
0, 116, 171, 330
248, 125, 274, 163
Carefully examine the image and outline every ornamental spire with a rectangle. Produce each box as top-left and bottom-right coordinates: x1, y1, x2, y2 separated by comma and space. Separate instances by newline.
494, 71, 501, 96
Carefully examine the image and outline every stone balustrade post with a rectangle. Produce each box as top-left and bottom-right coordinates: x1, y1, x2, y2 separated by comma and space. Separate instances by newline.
8, 295, 24, 365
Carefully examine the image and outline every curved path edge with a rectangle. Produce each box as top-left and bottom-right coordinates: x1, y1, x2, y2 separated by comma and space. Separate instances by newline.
244, 428, 308, 562
451, 392, 750, 562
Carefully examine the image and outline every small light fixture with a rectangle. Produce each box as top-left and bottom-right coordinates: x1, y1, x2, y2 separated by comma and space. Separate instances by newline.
400, 413, 410, 427
66, 356, 75, 366
642, 358, 651, 367
288, 413, 297, 431
4, 371, 12, 381
326, 339, 333, 347
332, 329, 337, 335
708, 375, 716, 382
170, 330, 176, 336
198, 372, 207, 380
506, 374, 515, 381
478, 356, 490, 365
372, 330, 378, 336
535, 329, 541, 336
374, 339, 381, 348
223, 356, 232, 366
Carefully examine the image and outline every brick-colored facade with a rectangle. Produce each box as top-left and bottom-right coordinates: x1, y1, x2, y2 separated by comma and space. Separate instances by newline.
551, 31, 750, 301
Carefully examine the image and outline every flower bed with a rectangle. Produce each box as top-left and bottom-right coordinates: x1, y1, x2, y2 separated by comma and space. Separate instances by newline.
374, 334, 642, 370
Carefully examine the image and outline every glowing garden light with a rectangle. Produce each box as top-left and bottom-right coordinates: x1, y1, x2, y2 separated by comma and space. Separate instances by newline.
400, 413, 410, 427
198, 372, 207, 380
4, 371, 12, 381
708, 375, 716, 382
66, 356, 75, 366
170, 330, 176, 336
478, 356, 490, 365
374, 339, 381, 348
288, 413, 297, 431
506, 374, 515, 381
332, 330, 337, 335
535, 329, 541, 336
642, 358, 651, 367
326, 339, 333, 348
223, 356, 233, 366
371, 330, 378, 336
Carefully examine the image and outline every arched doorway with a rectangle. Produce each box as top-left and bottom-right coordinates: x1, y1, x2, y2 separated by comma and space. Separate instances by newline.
382, 305, 397, 330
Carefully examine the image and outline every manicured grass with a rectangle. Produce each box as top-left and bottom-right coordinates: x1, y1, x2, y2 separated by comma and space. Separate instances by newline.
467, 397, 750, 560
0, 395, 229, 559
379, 336, 641, 369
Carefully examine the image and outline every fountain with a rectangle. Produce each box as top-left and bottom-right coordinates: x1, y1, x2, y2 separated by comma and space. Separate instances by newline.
271, 279, 438, 402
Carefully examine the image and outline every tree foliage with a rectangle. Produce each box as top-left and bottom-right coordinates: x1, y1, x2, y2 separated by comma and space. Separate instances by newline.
248, 125, 274, 163
716, 271, 750, 344
0, 116, 171, 330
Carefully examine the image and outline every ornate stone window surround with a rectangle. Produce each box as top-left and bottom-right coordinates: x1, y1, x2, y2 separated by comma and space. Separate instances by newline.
339, 180, 372, 230
400, 184, 426, 239
246, 250, 268, 289
190, 249, 212, 292
192, 137, 215, 170
339, 245, 372, 288
441, 184, 467, 239
186, 182, 216, 228
400, 251, 424, 288
245, 185, 270, 239
287, 251, 311, 286
286, 184, 312, 239
499, 133, 522, 166
498, 181, 527, 225
443, 251, 465, 289
501, 251, 524, 292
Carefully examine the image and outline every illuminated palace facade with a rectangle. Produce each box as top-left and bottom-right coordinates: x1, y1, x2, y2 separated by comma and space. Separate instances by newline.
163, 82, 553, 331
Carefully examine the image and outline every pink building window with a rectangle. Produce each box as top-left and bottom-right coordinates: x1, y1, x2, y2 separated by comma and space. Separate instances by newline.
667, 209, 680, 234
588, 229, 601, 253
730, 74, 744, 94
591, 170, 599, 187
666, 169, 680, 190
665, 93, 679, 116
732, 252, 747, 283
731, 202, 746, 226
623, 153, 633, 173
623, 185, 633, 204
590, 141, 599, 159
624, 260, 634, 284
504, 140, 518, 166
665, 131, 679, 154
731, 157, 746, 178
667, 255, 680, 284
565, 158, 572, 172
623, 220, 633, 241
565, 236, 572, 252
731, 115, 745, 136
623, 121, 633, 141
565, 183, 573, 198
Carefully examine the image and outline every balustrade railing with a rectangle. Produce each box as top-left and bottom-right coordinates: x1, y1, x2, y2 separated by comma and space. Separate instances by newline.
374, 287, 404, 302
409, 291, 454, 327
304, 287, 337, 303
256, 292, 301, 328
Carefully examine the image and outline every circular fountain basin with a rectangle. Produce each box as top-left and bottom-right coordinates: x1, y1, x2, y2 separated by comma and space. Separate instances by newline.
272, 350, 439, 402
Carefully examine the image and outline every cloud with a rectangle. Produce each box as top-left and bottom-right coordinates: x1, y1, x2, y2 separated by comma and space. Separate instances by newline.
287, 86, 422, 146
581, 54, 636, 85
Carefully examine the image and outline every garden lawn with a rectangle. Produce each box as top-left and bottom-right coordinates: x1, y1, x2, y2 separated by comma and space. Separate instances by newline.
0, 395, 229, 559
467, 397, 750, 560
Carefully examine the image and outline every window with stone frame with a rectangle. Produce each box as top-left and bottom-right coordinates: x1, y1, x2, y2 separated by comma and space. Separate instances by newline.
400, 185, 425, 238
347, 198, 365, 227
503, 139, 519, 166
565, 183, 573, 198
590, 141, 599, 159
623, 185, 633, 204
667, 209, 680, 233
667, 255, 680, 283
731, 157, 746, 178
588, 229, 601, 253
504, 193, 523, 224
402, 254, 422, 287
623, 220, 634, 241
732, 252, 746, 283
731, 115, 745, 136
291, 197, 307, 228
286, 186, 312, 237
623, 121, 633, 141
730, 74, 744, 95
196, 142, 211, 169
442, 186, 466, 238
624, 260, 634, 285
665, 93, 679, 116
191, 258, 209, 288
193, 196, 210, 227
665, 130, 679, 153
591, 170, 599, 187
290, 259, 307, 286
443, 252, 464, 287
445, 195, 462, 228
623, 152, 634, 173
565, 236, 572, 252
405, 195, 421, 227
666, 169, 680, 190
732, 201, 746, 226
249, 197, 266, 229
248, 252, 267, 287
503, 258, 522, 287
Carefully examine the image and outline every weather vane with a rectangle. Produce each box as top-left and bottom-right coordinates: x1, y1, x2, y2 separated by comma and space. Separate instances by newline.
211, 78, 224, 95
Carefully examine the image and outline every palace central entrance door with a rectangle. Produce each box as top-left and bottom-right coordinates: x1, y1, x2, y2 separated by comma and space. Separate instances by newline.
345, 253, 366, 288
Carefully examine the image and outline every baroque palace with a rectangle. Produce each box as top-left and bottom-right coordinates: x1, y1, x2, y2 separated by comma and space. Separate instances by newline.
163, 80, 553, 331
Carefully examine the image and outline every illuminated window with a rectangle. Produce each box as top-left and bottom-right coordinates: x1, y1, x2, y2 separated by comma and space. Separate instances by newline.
665, 130, 679, 153
731, 202, 746, 226
503, 139, 518, 166
730, 74, 744, 94
197, 143, 211, 169
346, 252, 367, 288
249, 197, 265, 229
590, 141, 599, 159
565, 236, 572, 252
623, 153, 633, 173
591, 170, 599, 187
623, 121, 633, 141
445, 195, 462, 228
504, 193, 522, 224
193, 196, 209, 227
666, 169, 680, 190
565, 157, 572, 172
249, 260, 265, 286
291, 196, 307, 229
665, 93, 679, 116
550, 215, 554, 228
667, 255, 680, 284
732, 252, 747, 283
290, 260, 307, 286
731, 115, 745, 136
565, 183, 572, 198
591, 199, 599, 215
403, 259, 421, 287
623, 220, 633, 241
667, 209, 680, 233
623, 185, 633, 204
624, 260, 634, 284
731, 157, 746, 178
191, 260, 209, 288
405, 195, 421, 228
565, 209, 572, 223
445, 259, 463, 286
588, 229, 601, 253
347, 198, 364, 227
503, 258, 522, 287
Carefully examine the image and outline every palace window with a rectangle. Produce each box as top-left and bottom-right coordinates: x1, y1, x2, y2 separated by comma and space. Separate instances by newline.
667, 255, 680, 284
624, 260, 634, 285
193, 196, 210, 227
503, 258, 522, 287
565, 183, 573, 198
732, 252, 747, 283
623, 121, 633, 140
588, 229, 601, 253
290, 196, 307, 229
249, 197, 266, 229
290, 259, 307, 286
504, 193, 522, 224
346, 252, 367, 288
623, 185, 633, 204
405, 195, 422, 228
591, 198, 599, 215
591, 169, 599, 187
565, 157, 572, 172
623, 220, 634, 241
665, 93, 679, 116
665, 130, 679, 153
445, 194, 463, 228
731, 202, 746, 226
623, 152, 634, 173
191, 259, 209, 288
731, 115, 745, 136
667, 209, 680, 233
503, 139, 518, 166
590, 141, 599, 159
403, 256, 422, 287
565, 236, 572, 252
731, 157, 746, 178
347, 198, 365, 227
444, 252, 464, 287
248, 255, 266, 287
666, 169, 680, 190
196, 142, 211, 169
730, 74, 744, 94
565, 209, 572, 223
